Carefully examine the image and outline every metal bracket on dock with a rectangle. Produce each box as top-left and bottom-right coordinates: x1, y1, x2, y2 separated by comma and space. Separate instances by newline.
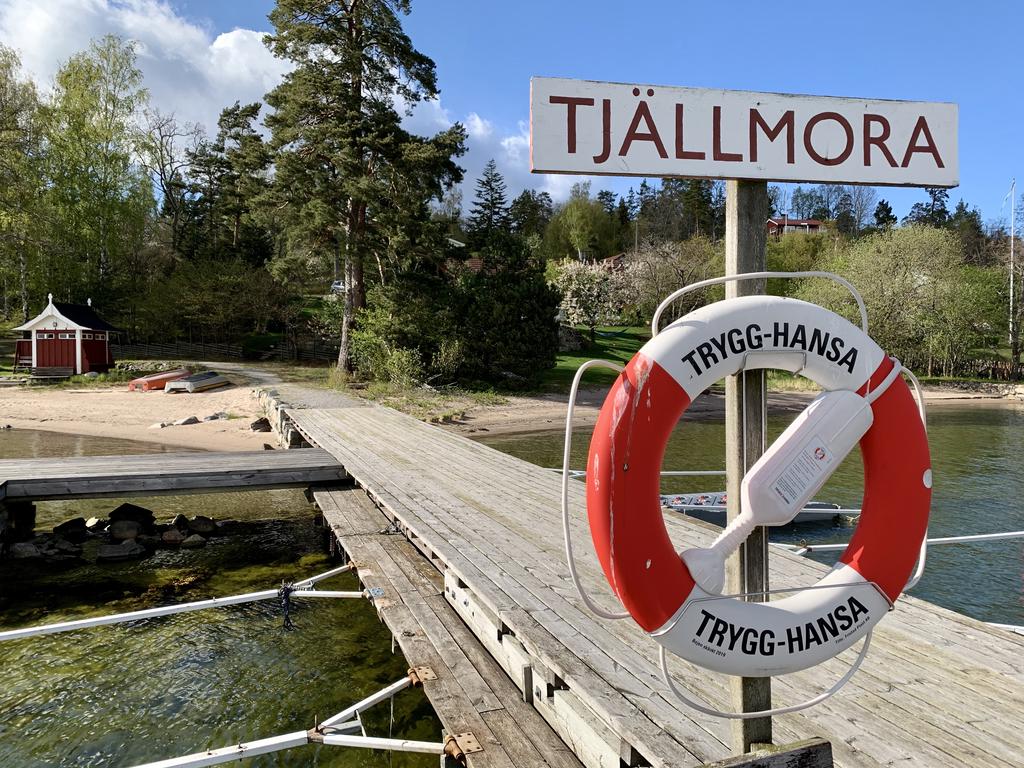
408, 666, 437, 686
444, 732, 483, 763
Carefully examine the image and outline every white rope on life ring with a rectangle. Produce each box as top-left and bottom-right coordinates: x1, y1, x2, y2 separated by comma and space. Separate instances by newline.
562, 274, 931, 717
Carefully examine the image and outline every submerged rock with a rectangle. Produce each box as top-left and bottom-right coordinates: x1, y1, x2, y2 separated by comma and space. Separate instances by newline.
96, 539, 147, 562
54, 538, 82, 555
187, 516, 216, 536
180, 534, 207, 549
161, 528, 186, 546
110, 502, 155, 527
10, 542, 41, 559
109, 520, 142, 541
169, 513, 189, 531
136, 534, 162, 548
53, 517, 87, 542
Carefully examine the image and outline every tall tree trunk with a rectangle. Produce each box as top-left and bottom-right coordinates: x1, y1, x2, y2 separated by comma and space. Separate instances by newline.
337, 249, 355, 371
19, 241, 28, 322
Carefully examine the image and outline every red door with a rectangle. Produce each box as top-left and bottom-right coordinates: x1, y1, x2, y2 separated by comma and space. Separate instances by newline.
36, 331, 76, 369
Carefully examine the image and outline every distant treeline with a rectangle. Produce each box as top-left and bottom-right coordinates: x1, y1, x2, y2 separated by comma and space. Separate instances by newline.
0, 2, 1019, 384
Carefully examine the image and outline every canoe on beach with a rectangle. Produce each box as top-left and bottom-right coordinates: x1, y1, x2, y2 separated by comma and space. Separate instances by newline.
128, 368, 191, 392
164, 371, 231, 393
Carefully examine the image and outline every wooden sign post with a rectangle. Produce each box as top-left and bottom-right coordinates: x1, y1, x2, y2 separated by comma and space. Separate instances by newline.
530, 76, 958, 753
724, 179, 771, 749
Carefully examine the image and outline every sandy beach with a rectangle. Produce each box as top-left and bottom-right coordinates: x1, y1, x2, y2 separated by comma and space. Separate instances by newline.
442, 384, 1019, 438
0, 383, 269, 451
0, 372, 1017, 451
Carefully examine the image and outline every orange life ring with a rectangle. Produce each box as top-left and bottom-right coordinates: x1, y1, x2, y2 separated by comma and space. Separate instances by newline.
585, 295, 930, 676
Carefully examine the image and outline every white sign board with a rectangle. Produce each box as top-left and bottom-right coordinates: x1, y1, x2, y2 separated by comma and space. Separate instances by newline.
530, 77, 958, 187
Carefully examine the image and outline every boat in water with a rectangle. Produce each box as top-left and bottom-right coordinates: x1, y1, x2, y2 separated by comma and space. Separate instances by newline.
661, 492, 846, 525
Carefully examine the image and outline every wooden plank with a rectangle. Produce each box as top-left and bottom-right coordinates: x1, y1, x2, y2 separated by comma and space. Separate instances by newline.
698, 739, 832, 768
0, 448, 346, 500
291, 406, 1024, 768
316, 487, 586, 768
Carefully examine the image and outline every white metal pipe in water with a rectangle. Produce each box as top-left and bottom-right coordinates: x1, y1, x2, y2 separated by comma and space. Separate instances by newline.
0, 590, 279, 642
295, 564, 354, 587
320, 733, 445, 754
129, 731, 310, 768
290, 590, 364, 599
0, 586, 364, 642
777, 529, 1024, 554
321, 677, 411, 727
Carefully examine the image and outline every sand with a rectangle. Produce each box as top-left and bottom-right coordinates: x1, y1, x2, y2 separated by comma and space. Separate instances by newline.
0, 383, 268, 451
0, 369, 1015, 451
442, 385, 1016, 438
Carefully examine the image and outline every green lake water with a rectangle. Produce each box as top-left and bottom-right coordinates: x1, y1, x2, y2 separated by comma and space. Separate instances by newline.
0, 429, 439, 768
479, 401, 1024, 627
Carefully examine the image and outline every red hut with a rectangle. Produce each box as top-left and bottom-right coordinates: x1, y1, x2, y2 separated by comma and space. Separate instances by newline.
14, 294, 118, 374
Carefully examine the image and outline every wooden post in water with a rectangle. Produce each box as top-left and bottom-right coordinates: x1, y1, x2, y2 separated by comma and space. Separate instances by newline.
724, 179, 771, 750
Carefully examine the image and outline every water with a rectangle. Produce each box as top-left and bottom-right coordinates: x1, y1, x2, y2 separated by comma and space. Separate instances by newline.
479, 401, 1024, 627
0, 430, 439, 767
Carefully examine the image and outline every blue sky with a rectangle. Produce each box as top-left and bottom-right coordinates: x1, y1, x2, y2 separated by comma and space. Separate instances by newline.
2, 0, 1019, 224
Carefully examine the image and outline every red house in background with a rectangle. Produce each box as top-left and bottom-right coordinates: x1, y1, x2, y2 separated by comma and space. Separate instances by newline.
766, 217, 823, 236
14, 294, 118, 374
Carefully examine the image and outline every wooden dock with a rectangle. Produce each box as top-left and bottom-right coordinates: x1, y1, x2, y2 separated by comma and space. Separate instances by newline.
288, 400, 1024, 768
0, 448, 345, 502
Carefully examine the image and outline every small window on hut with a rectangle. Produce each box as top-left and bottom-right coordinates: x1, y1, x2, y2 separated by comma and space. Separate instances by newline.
94, 333, 105, 341
59, 333, 73, 340
83, 333, 93, 340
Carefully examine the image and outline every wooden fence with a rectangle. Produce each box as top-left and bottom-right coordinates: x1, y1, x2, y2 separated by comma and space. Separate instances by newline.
112, 339, 339, 363
112, 342, 243, 361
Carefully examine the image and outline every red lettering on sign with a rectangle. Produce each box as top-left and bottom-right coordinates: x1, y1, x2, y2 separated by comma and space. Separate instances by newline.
749, 109, 795, 164
803, 112, 853, 166
549, 95, 594, 154
619, 99, 668, 158
713, 106, 742, 162
901, 116, 944, 168
863, 114, 898, 167
674, 104, 706, 160
593, 99, 611, 164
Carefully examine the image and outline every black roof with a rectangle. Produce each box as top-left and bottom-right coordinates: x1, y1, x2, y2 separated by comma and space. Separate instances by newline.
54, 303, 120, 332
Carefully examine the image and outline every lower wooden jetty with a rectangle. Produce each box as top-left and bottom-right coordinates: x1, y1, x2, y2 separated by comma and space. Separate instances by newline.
0, 448, 345, 502
288, 401, 1024, 768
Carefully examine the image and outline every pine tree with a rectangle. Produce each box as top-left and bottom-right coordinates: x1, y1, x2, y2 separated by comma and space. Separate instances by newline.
874, 199, 897, 229
904, 188, 950, 227
264, 0, 446, 371
509, 189, 553, 238
467, 159, 510, 244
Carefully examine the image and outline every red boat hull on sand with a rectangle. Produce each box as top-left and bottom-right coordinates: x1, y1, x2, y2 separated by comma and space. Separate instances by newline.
128, 368, 191, 392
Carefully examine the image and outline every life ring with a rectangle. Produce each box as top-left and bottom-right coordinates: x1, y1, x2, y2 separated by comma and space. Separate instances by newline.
585, 295, 930, 677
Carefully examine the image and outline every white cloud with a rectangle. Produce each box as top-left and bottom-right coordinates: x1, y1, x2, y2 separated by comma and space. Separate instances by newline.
0, 0, 289, 133
406, 105, 592, 208
465, 112, 492, 139
0, 0, 593, 208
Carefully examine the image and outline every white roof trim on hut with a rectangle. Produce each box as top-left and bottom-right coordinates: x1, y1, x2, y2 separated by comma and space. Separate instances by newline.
14, 294, 115, 332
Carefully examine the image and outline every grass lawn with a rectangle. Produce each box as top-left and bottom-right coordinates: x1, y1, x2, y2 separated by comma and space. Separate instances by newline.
537, 326, 650, 393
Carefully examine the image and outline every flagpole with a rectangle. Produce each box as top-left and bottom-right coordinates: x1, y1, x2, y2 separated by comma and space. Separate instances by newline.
1012, 179, 1017, 376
